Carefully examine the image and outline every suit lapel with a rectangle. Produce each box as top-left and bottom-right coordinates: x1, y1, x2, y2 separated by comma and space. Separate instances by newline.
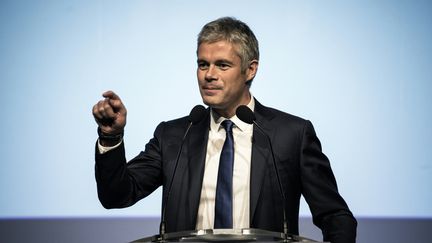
250, 99, 275, 224
186, 110, 210, 226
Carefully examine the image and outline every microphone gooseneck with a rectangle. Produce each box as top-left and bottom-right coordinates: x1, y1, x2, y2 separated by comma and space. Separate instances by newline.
159, 105, 206, 241
236, 105, 289, 241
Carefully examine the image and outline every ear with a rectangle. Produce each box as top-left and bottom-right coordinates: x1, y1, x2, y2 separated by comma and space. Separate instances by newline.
246, 60, 259, 82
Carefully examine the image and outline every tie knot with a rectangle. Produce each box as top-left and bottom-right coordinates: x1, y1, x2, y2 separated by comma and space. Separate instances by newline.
221, 120, 234, 133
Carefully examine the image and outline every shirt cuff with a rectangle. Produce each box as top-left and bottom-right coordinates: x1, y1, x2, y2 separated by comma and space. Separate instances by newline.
97, 139, 122, 154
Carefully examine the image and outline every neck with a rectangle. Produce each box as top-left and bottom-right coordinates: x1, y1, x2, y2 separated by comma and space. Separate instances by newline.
213, 108, 235, 119
214, 93, 252, 118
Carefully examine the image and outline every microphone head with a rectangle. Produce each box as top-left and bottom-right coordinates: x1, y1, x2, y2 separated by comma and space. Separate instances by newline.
236, 105, 255, 124
189, 105, 207, 124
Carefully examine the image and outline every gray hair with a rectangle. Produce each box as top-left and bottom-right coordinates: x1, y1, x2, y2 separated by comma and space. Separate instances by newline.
197, 17, 259, 74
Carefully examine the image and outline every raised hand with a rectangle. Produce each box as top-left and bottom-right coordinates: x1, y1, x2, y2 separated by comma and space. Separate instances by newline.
92, 90, 127, 136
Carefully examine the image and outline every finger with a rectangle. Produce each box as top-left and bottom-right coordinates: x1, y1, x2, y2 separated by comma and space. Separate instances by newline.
92, 101, 105, 120
96, 105, 117, 128
93, 99, 114, 121
97, 99, 115, 119
93, 105, 114, 129
102, 99, 117, 119
92, 104, 102, 120
102, 90, 121, 101
108, 98, 127, 114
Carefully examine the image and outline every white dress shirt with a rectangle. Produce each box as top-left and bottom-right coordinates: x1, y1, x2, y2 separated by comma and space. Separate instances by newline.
196, 98, 255, 230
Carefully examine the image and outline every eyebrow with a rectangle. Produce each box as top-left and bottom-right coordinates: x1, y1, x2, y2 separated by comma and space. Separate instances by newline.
196, 58, 234, 65
215, 59, 234, 65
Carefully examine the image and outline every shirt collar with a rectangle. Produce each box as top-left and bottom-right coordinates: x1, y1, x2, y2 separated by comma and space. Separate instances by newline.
210, 95, 255, 132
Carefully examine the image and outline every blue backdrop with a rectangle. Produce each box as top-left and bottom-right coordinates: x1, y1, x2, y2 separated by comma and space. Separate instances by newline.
1, 0, 431, 220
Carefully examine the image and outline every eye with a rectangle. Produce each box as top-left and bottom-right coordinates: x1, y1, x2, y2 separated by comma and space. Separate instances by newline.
217, 62, 230, 70
197, 61, 209, 70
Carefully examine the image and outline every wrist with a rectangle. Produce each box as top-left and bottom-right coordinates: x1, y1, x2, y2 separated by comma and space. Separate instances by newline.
97, 127, 124, 146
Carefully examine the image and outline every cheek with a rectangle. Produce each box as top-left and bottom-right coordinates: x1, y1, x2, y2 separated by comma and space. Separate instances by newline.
197, 70, 205, 81
226, 74, 245, 89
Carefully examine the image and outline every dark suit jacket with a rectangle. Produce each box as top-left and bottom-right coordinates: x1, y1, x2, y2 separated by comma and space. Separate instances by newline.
95, 99, 357, 243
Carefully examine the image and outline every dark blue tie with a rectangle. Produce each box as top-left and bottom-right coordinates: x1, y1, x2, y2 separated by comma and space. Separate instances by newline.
214, 120, 234, 229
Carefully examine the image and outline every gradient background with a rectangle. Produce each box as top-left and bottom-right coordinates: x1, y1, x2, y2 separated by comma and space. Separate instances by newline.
1, 0, 431, 242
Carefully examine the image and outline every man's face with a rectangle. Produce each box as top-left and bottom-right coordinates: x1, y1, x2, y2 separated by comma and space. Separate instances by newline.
197, 40, 257, 117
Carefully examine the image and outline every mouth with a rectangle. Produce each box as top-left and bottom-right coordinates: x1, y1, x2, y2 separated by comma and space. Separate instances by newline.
202, 84, 221, 89
202, 86, 222, 95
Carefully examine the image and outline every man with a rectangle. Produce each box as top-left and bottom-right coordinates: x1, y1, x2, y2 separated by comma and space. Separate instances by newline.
93, 17, 357, 243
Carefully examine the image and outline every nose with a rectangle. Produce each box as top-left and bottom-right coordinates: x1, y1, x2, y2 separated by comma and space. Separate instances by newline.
205, 65, 217, 82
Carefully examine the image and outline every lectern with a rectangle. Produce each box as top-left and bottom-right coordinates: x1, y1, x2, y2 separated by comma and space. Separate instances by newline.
132, 228, 326, 242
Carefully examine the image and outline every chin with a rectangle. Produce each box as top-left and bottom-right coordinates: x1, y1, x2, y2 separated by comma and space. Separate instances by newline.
202, 98, 222, 109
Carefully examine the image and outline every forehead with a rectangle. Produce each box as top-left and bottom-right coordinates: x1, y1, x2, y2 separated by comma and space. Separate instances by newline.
197, 40, 240, 60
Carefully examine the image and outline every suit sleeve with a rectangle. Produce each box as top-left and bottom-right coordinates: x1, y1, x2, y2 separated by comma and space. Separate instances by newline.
300, 120, 357, 243
94, 122, 165, 209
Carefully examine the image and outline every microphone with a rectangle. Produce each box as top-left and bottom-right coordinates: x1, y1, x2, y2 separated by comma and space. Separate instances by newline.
159, 105, 206, 240
235, 105, 255, 124
189, 105, 207, 125
236, 105, 289, 240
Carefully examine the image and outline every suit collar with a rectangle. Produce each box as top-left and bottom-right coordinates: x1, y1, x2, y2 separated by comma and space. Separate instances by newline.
253, 98, 276, 125
209, 96, 256, 133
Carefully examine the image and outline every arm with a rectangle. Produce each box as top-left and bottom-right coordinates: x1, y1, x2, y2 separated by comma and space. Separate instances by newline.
92, 90, 163, 208
94, 124, 164, 208
300, 121, 357, 243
